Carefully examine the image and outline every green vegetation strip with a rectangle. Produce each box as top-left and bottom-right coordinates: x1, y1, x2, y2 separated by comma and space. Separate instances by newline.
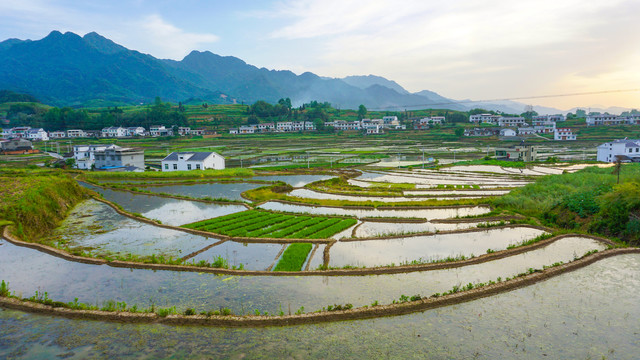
272, 243, 313, 271
184, 210, 356, 239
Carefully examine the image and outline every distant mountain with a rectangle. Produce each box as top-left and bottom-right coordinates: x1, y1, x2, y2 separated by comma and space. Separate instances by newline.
341, 75, 410, 95
0, 30, 565, 113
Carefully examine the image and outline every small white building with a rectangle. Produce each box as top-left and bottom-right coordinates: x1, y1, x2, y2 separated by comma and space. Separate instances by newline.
470, 114, 501, 124
161, 151, 225, 171
26, 128, 49, 141
597, 139, 640, 162
49, 131, 66, 139
518, 127, 535, 136
276, 122, 293, 132
73, 144, 117, 169
257, 123, 275, 132
101, 126, 127, 138
66, 129, 85, 138
554, 128, 576, 141
500, 128, 517, 137
239, 125, 256, 134
126, 127, 145, 137
498, 117, 528, 127
150, 125, 173, 137
229, 128, 239, 134
0, 128, 10, 139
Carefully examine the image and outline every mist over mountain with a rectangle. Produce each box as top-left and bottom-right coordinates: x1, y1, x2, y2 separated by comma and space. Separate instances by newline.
0, 31, 564, 113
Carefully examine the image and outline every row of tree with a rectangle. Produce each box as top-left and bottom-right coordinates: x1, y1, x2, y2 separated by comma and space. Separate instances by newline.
5, 97, 188, 130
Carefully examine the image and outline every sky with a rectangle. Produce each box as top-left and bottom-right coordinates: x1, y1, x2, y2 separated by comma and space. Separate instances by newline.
1, 0, 639, 111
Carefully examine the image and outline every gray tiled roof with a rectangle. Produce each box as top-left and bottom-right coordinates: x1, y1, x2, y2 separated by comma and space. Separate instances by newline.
162, 151, 222, 162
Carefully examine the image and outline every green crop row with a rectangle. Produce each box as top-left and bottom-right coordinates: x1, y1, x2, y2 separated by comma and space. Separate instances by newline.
245, 216, 308, 237
272, 243, 313, 271
225, 215, 290, 237
306, 219, 358, 239
183, 210, 356, 239
288, 218, 341, 238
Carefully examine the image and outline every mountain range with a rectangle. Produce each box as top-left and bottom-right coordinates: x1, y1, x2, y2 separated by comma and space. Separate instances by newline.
0, 30, 565, 114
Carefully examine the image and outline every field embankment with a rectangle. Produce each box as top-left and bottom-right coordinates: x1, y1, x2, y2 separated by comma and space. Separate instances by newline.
0, 169, 87, 240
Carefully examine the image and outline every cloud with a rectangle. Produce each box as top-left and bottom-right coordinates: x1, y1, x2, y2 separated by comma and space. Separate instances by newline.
131, 14, 219, 59
264, 0, 640, 108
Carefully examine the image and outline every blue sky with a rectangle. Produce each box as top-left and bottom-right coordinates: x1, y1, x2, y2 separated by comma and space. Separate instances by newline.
1, 0, 639, 110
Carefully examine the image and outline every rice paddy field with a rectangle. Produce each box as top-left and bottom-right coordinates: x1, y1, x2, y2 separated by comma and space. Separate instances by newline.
0, 138, 637, 358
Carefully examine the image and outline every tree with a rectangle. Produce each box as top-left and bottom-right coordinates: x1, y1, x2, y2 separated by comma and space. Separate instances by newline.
454, 127, 465, 137
357, 104, 367, 120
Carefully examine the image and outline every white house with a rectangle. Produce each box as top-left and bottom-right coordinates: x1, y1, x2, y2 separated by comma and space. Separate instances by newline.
26, 128, 49, 141
161, 151, 225, 171
518, 127, 535, 136
150, 125, 173, 137
73, 144, 117, 169
554, 128, 576, 141
497, 117, 528, 127
9, 127, 31, 138
276, 122, 293, 132
597, 139, 640, 162
101, 126, 127, 138
257, 123, 275, 132
0, 128, 10, 139
126, 127, 145, 137
239, 125, 256, 134
229, 128, 239, 134
49, 131, 66, 139
470, 114, 501, 124
382, 116, 399, 126
66, 129, 85, 138
500, 128, 517, 137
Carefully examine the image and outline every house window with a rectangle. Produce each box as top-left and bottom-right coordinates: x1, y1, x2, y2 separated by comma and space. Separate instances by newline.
196, 164, 200, 169
173, 164, 177, 170
164, 164, 168, 170
187, 164, 191, 170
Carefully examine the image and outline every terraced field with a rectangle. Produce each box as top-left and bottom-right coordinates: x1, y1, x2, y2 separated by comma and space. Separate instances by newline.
184, 210, 357, 239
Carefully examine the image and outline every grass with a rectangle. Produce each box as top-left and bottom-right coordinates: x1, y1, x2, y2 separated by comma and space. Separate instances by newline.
184, 210, 356, 239
0, 170, 87, 240
272, 243, 313, 271
84, 168, 254, 180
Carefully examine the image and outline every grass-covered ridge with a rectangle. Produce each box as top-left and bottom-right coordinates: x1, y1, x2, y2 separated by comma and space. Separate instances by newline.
494, 164, 640, 244
244, 183, 491, 208
184, 210, 357, 239
0, 170, 87, 240
84, 168, 255, 180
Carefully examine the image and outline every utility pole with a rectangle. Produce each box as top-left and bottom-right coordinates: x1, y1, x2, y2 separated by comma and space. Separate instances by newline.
422, 148, 425, 169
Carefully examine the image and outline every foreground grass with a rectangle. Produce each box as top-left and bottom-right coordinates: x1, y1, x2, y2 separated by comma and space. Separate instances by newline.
0, 170, 87, 240
84, 168, 254, 180
494, 164, 640, 244
273, 243, 313, 271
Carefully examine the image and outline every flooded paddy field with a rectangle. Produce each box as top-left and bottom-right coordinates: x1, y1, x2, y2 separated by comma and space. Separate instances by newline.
46, 200, 219, 259
328, 227, 548, 268
352, 220, 502, 238
355, 170, 531, 188
2, 252, 635, 359
258, 201, 491, 219
251, 174, 335, 187
0, 236, 606, 315
79, 183, 246, 225
134, 182, 265, 201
